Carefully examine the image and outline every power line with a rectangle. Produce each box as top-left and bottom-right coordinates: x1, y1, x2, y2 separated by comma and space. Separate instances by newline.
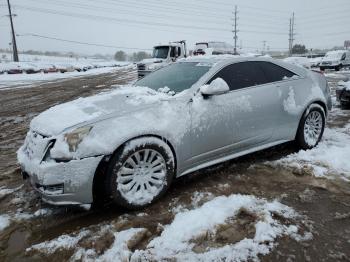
12, 4, 288, 36
13, 4, 232, 32
17, 33, 153, 51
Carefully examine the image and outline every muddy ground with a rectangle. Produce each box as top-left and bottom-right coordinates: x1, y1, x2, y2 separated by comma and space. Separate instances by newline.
0, 68, 349, 261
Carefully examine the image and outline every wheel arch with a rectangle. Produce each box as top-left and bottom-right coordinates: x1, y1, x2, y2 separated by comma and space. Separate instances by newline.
91, 134, 177, 204
294, 100, 327, 140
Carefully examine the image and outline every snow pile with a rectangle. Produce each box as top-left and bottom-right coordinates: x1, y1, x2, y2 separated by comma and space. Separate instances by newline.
0, 215, 10, 231
0, 185, 21, 198
27, 230, 90, 254
132, 194, 307, 261
271, 124, 350, 180
96, 228, 146, 261
283, 57, 311, 69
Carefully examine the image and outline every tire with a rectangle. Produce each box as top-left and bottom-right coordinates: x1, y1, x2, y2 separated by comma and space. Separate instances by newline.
105, 137, 175, 209
295, 104, 325, 150
340, 101, 350, 110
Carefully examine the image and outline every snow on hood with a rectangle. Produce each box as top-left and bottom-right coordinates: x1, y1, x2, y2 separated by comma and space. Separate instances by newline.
138, 58, 165, 65
30, 85, 170, 136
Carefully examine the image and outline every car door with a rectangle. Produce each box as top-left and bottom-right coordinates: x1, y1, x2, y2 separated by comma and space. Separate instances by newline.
187, 61, 281, 167
257, 61, 305, 141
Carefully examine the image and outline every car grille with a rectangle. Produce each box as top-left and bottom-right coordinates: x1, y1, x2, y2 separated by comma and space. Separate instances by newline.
322, 61, 331, 65
23, 130, 51, 161
137, 63, 146, 71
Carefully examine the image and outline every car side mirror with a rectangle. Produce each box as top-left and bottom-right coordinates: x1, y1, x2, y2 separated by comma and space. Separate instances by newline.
200, 78, 230, 96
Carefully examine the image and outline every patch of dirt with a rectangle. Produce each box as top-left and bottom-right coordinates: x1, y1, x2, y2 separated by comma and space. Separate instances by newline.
191, 209, 257, 253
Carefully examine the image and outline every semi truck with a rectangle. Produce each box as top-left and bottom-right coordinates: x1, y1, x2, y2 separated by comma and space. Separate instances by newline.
137, 40, 187, 78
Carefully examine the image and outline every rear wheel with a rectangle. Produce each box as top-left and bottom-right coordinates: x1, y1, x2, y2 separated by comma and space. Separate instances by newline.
105, 137, 175, 209
296, 104, 325, 150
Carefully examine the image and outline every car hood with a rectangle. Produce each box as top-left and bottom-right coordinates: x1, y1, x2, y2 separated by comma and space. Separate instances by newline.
30, 86, 171, 136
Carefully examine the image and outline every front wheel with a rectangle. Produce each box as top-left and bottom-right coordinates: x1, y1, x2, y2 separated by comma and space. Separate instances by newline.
295, 104, 325, 150
105, 137, 175, 209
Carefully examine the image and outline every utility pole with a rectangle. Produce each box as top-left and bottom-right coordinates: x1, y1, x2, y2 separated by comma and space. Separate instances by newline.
288, 12, 295, 57
7, 0, 19, 62
232, 5, 238, 55
262, 41, 266, 55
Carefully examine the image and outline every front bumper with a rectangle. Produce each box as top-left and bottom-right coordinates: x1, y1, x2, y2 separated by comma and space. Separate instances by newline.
137, 70, 152, 78
18, 149, 103, 205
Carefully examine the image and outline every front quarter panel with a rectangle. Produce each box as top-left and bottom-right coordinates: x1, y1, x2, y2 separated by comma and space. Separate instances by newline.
49, 97, 193, 173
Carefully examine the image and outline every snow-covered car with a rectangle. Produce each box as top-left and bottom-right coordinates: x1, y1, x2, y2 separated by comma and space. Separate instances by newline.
42, 64, 58, 73
21, 63, 42, 74
283, 56, 311, 69
309, 57, 323, 68
18, 56, 332, 208
336, 81, 350, 109
56, 63, 76, 73
320, 50, 350, 71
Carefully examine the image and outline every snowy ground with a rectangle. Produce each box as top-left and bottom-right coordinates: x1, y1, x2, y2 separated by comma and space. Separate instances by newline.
0, 64, 134, 90
0, 69, 349, 261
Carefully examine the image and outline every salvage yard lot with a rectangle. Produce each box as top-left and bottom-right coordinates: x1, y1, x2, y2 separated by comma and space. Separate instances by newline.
0, 68, 349, 261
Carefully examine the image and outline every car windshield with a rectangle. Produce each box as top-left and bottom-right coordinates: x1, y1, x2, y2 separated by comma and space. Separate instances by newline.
135, 62, 211, 93
153, 46, 169, 59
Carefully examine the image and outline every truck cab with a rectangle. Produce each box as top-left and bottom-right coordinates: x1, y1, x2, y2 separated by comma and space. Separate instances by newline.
137, 41, 187, 78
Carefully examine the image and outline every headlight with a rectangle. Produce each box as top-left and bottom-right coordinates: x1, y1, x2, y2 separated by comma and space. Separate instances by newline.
64, 126, 92, 152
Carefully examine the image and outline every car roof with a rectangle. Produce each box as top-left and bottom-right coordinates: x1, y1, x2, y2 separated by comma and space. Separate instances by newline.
178, 55, 275, 65
178, 55, 308, 78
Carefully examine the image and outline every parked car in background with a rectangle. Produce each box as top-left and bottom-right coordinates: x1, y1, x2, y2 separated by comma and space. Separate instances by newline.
22, 63, 42, 74
42, 64, 58, 73
18, 56, 331, 209
336, 81, 350, 109
56, 63, 76, 73
320, 50, 350, 71
193, 41, 235, 56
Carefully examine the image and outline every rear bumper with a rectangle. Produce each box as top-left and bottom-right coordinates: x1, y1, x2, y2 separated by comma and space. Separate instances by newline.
18, 150, 103, 205
320, 65, 339, 69
336, 89, 350, 104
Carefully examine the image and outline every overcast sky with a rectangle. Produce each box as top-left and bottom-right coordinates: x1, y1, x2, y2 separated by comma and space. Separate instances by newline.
1, 0, 349, 55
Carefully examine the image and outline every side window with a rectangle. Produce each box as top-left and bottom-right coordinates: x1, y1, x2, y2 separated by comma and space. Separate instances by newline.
170, 47, 176, 58
177, 47, 181, 57
208, 62, 269, 90
258, 62, 296, 82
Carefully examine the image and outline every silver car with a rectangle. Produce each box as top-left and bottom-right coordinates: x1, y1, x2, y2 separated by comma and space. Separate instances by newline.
18, 57, 332, 208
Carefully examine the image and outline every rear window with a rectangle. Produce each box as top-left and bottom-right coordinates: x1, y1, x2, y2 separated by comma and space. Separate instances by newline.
257, 62, 296, 82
